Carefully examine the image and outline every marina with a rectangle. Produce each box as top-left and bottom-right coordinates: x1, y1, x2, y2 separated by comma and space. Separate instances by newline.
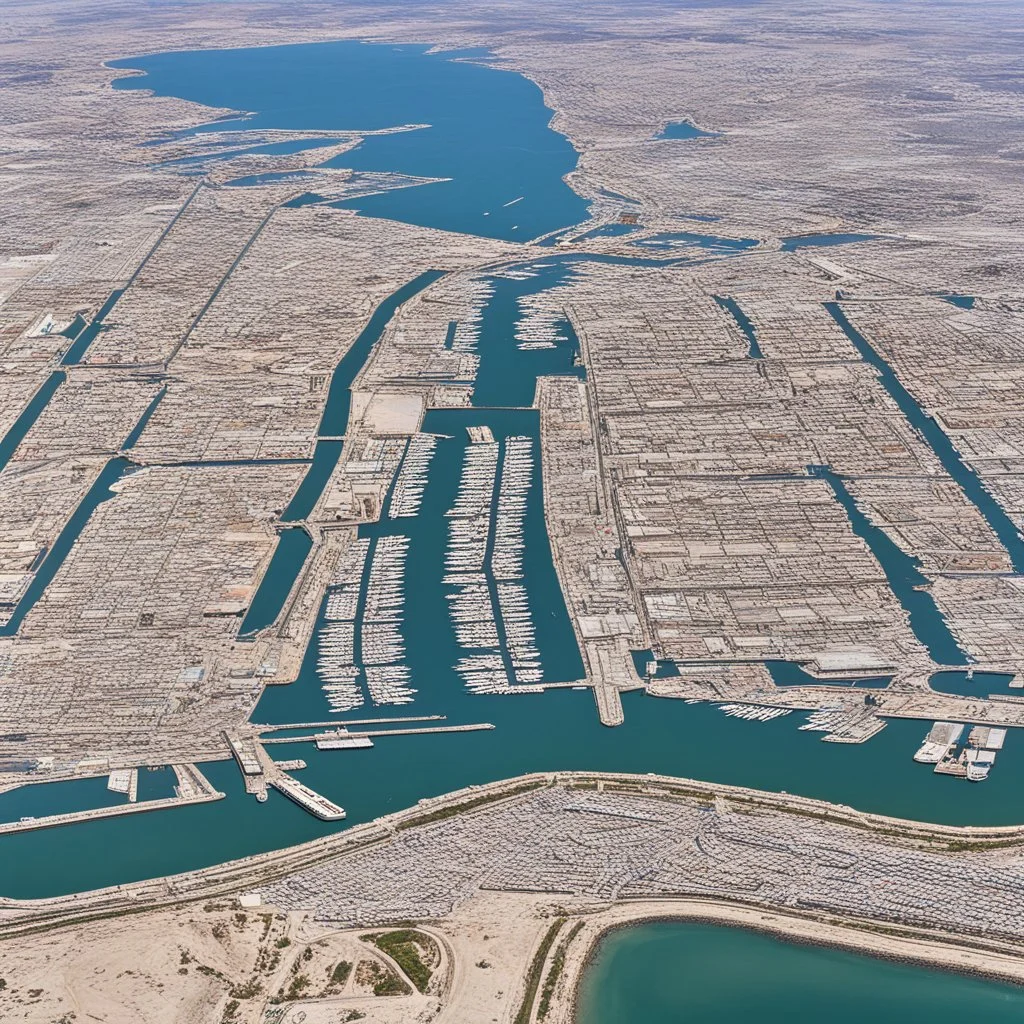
1, 30, 1024, 906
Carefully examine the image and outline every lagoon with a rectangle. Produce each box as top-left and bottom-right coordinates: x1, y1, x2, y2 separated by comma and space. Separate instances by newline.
577, 922, 1024, 1024
110, 42, 589, 241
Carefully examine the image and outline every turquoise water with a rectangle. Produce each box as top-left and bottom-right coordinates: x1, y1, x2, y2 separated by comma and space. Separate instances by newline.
471, 263, 584, 408
575, 222, 640, 240
4, 40, 1022, 899
0, 764, 179, 826
110, 42, 589, 241
122, 386, 166, 449
827, 302, 1024, 572
238, 527, 314, 636
5, 402, 1024, 896
930, 670, 1018, 697
0, 776, 126, 824
62, 288, 123, 365
4, 696, 1024, 897
633, 230, 758, 253
135, 765, 178, 801
578, 922, 1024, 1024
767, 660, 891, 689
0, 372, 64, 475
239, 271, 445, 634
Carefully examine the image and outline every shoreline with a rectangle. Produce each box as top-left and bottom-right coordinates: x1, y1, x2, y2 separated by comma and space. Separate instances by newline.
5, 768, 1024, 933
557, 900, 1024, 1024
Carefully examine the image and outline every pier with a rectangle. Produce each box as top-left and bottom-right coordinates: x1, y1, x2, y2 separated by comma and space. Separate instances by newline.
0, 764, 222, 836
262, 722, 495, 745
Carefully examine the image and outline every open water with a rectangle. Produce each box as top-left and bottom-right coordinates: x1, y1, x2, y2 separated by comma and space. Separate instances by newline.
578, 922, 1024, 1023
0, 41, 1020, 901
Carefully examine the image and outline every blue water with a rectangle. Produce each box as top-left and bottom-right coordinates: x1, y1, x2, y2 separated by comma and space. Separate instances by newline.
0, 776, 126, 825
62, 289, 124, 364
225, 170, 321, 188
135, 765, 179, 801
239, 272, 445, 633
579, 923, 1024, 1024
809, 465, 967, 666
110, 42, 590, 241
714, 295, 763, 358
826, 303, 1024, 572
0, 372, 64, 475
940, 294, 976, 310
318, 271, 445, 436
238, 527, 314, 636
0, 289, 125, 475
4, 693, 1023, 897
472, 263, 584, 408
0, 459, 132, 637
282, 442, 342, 521
781, 232, 877, 251
656, 120, 721, 141
4, 40, 1021, 900
0, 765, 180, 826
122, 386, 166, 450
576, 222, 640, 240
930, 670, 1018, 697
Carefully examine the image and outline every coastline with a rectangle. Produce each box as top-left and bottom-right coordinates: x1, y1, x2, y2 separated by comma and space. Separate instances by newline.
556, 900, 1024, 1024
5, 768, 1024, 934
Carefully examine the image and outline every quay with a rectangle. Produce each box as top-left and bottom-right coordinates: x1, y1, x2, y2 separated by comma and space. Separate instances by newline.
261, 722, 495, 745
255, 715, 446, 733
0, 764, 222, 836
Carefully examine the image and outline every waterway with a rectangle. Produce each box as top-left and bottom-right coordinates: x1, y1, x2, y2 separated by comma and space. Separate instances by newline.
809, 465, 967, 666
3, 40, 1023, 898
0, 459, 132, 637
714, 294, 762, 358
110, 42, 589, 241
826, 302, 1024, 572
781, 232, 877, 251
577, 922, 1024, 1024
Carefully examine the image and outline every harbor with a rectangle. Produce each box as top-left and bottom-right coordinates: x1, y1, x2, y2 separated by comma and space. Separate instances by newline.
2, 27, 1024, 905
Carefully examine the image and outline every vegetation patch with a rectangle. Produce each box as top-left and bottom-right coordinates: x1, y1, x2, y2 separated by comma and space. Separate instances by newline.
538, 920, 585, 1019
396, 781, 543, 831
355, 959, 411, 997
362, 929, 437, 992
513, 917, 565, 1024
331, 960, 353, 987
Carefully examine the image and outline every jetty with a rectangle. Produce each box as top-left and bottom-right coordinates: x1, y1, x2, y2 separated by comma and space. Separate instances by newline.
0, 764, 222, 836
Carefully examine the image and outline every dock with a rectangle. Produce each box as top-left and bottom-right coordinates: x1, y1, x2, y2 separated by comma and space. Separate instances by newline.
269, 774, 346, 820
106, 767, 138, 802
315, 730, 374, 750
913, 722, 963, 763
255, 715, 446, 733
0, 764, 223, 836
262, 722, 495, 745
